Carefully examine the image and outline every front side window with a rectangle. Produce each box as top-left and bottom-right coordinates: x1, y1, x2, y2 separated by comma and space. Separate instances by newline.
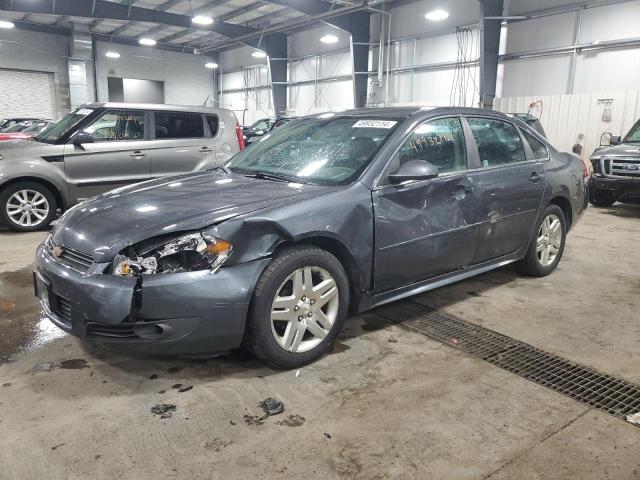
155, 112, 204, 139
468, 118, 526, 167
82, 110, 145, 142
395, 117, 467, 175
252, 119, 271, 131
521, 129, 549, 160
227, 116, 399, 185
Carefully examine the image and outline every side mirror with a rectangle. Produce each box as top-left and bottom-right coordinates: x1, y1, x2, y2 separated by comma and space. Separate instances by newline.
72, 131, 94, 145
609, 135, 622, 146
388, 160, 439, 183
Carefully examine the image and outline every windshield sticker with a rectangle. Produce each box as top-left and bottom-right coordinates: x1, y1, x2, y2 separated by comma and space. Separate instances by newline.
353, 120, 397, 129
219, 121, 225, 129
77, 109, 93, 115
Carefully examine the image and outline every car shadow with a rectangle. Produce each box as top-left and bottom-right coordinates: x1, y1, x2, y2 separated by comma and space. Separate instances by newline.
596, 203, 640, 219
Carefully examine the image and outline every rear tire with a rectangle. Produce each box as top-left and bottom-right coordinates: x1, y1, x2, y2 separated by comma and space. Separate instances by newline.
244, 246, 350, 369
588, 188, 616, 207
517, 204, 566, 277
0, 181, 57, 232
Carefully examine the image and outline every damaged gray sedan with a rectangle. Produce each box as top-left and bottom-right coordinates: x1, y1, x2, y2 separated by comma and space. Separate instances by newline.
34, 107, 587, 368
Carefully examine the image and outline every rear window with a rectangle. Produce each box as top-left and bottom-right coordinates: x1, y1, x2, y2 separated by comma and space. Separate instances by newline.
521, 129, 549, 160
205, 115, 219, 137
154, 112, 205, 139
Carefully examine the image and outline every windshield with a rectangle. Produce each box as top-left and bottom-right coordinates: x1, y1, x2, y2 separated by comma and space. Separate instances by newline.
623, 120, 640, 143
35, 109, 93, 143
227, 116, 400, 185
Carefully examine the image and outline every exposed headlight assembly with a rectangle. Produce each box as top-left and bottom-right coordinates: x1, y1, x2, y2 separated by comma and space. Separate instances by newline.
113, 232, 232, 276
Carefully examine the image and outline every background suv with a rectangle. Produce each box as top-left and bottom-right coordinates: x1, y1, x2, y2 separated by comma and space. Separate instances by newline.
0, 102, 243, 231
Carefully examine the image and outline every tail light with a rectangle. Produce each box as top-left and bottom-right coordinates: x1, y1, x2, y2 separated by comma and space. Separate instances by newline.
235, 122, 245, 151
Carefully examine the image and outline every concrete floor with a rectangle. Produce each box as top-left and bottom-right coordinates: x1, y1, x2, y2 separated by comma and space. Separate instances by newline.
1, 205, 639, 480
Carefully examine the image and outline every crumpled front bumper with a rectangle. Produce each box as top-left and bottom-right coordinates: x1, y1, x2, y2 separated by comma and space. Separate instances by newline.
589, 176, 640, 196
34, 242, 269, 356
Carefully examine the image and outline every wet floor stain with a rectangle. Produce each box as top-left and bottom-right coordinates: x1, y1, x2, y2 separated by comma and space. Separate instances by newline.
360, 315, 388, 332
329, 340, 351, 354
276, 414, 306, 427
59, 358, 89, 369
0, 267, 67, 363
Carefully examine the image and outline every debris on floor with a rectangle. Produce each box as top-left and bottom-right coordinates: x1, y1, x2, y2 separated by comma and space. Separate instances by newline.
261, 397, 284, 416
388, 336, 398, 343
276, 414, 306, 427
178, 385, 193, 393
151, 403, 177, 419
626, 412, 640, 425
324, 433, 332, 439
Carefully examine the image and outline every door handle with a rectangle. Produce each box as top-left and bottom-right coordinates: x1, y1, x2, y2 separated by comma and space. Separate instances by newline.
529, 172, 543, 183
200, 147, 213, 153
130, 151, 146, 158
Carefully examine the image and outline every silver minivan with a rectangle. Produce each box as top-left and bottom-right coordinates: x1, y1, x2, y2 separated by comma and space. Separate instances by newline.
0, 102, 243, 231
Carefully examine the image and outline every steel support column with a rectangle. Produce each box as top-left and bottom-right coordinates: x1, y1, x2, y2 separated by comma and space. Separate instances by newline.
349, 11, 371, 108
265, 33, 288, 115
479, 0, 503, 109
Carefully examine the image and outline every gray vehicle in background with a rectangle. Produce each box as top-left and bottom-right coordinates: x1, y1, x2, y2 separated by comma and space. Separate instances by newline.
0, 102, 243, 231
34, 107, 588, 368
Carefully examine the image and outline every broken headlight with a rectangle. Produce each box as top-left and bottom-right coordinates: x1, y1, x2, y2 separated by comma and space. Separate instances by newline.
113, 232, 233, 276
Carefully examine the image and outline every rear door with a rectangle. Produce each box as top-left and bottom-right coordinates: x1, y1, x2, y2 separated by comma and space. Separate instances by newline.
465, 116, 546, 263
63, 109, 150, 200
373, 116, 480, 292
149, 111, 212, 177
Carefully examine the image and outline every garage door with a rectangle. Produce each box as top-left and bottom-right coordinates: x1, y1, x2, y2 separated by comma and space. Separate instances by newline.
0, 69, 56, 120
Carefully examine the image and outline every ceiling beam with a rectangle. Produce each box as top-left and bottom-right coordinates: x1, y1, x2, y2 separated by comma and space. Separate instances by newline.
217, 1, 268, 22
0, 0, 259, 40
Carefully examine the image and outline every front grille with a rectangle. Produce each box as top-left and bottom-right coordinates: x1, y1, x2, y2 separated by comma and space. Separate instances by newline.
374, 300, 640, 425
52, 294, 72, 326
602, 157, 640, 178
46, 237, 94, 273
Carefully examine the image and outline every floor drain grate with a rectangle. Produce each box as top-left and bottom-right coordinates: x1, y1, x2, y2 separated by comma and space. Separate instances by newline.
373, 300, 640, 424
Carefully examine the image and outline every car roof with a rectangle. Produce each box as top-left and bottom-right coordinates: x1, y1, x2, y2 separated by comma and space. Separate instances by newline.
308, 106, 519, 122
80, 102, 231, 114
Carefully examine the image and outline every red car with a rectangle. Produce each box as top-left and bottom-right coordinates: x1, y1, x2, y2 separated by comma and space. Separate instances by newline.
0, 120, 51, 141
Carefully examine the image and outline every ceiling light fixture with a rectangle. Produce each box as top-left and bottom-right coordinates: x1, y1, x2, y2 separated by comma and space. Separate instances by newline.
425, 9, 449, 21
252, 50, 267, 58
0, 20, 15, 29
192, 15, 214, 25
205, 62, 218, 69
105, 51, 120, 58
320, 34, 339, 44
139, 37, 157, 46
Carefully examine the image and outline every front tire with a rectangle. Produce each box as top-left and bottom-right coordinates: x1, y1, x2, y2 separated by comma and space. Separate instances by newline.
517, 205, 566, 277
0, 181, 57, 232
244, 246, 350, 369
588, 188, 616, 207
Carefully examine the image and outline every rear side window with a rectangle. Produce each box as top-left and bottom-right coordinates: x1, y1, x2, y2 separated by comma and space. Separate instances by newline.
205, 115, 219, 137
84, 110, 145, 142
521, 129, 549, 159
397, 117, 467, 175
467, 118, 526, 167
154, 112, 204, 139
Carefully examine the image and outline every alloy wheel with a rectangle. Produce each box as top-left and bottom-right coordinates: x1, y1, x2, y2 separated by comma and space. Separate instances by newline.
536, 213, 562, 267
270, 266, 339, 353
5, 189, 50, 228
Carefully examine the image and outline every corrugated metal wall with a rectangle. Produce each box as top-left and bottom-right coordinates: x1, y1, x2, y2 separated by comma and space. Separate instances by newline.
495, 91, 640, 158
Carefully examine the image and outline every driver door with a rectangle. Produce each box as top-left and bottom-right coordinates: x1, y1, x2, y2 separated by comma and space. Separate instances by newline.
373, 116, 480, 293
64, 109, 150, 201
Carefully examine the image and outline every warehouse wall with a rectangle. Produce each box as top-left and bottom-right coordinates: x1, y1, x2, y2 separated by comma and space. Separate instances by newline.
94, 41, 215, 106
0, 28, 71, 118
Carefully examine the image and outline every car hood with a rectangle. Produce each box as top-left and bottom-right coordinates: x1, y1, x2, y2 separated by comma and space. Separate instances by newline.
0, 138, 50, 157
591, 143, 640, 158
53, 171, 332, 262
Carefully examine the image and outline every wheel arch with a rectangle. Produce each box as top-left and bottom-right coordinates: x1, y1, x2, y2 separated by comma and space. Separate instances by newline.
0, 176, 67, 211
273, 235, 364, 314
549, 195, 573, 230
